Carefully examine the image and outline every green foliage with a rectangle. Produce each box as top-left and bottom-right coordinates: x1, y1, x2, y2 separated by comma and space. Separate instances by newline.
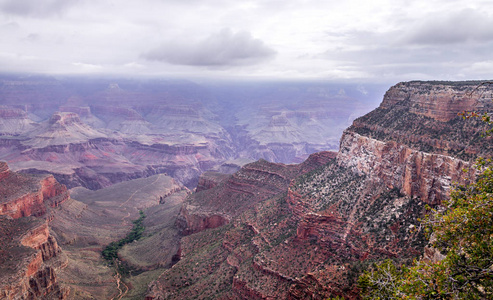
359, 95, 493, 299
359, 161, 493, 299
102, 210, 146, 263
358, 259, 406, 299
403, 160, 493, 299
459, 110, 493, 137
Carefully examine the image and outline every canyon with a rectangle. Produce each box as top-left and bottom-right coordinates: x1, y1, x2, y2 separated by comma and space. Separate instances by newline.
0, 76, 381, 190
145, 81, 492, 299
0, 79, 492, 299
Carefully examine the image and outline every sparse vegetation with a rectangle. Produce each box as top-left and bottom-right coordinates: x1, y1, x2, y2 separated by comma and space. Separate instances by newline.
359, 102, 493, 299
359, 161, 493, 299
102, 210, 146, 263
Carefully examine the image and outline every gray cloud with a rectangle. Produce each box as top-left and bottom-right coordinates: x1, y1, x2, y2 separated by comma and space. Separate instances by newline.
318, 22, 493, 82
142, 29, 277, 67
0, 0, 79, 17
404, 9, 493, 45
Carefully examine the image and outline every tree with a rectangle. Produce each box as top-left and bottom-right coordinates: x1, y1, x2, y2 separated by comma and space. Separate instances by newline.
359, 161, 493, 299
360, 100, 493, 299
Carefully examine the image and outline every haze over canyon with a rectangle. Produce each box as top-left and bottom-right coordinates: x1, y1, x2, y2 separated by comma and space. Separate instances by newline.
0, 76, 492, 299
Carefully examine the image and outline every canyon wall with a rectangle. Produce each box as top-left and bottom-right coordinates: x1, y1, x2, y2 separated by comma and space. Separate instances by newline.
0, 76, 383, 190
146, 81, 492, 299
0, 162, 69, 299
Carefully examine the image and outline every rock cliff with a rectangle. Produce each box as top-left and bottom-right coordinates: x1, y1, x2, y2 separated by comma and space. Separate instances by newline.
146, 81, 491, 299
0, 162, 69, 219
0, 162, 69, 299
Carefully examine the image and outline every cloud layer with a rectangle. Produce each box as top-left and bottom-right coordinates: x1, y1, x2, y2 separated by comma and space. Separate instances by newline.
0, 0, 492, 82
143, 29, 276, 67
0, 0, 79, 17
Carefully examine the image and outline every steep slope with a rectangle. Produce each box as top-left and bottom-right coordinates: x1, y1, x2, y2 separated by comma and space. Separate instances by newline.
0, 162, 70, 299
49, 174, 189, 299
0, 106, 36, 135
146, 80, 491, 299
22, 112, 107, 148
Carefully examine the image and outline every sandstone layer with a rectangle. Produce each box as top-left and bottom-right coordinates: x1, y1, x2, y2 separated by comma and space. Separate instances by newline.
146, 80, 491, 299
0, 162, 69, 299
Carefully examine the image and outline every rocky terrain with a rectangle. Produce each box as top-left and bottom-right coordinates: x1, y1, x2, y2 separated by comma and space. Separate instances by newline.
0, 161, 69, 299
145, 81, 492, 299
0, 75, 381, 190
1, 79, 491, 299
50, 174, 189, 299
0, 159, 191, 299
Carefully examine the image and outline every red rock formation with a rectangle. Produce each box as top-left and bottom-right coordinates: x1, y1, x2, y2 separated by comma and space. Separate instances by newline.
0, 163, 69, 299
177, 205, 230, 235
195, 171, 229, 192
177, 151, 336, 235
0, 216, 68, 299
380, 81, 493, 122
337, 131, 472, 204
0, 162, 69, 219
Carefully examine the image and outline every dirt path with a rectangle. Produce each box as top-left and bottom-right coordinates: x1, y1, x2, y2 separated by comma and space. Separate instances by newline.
110, 262, 129, 300
111, 174, 162, 299
119, 173, 162, 208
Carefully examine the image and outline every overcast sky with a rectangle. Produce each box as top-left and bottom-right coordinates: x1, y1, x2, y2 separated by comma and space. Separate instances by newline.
1, 0, 492, 83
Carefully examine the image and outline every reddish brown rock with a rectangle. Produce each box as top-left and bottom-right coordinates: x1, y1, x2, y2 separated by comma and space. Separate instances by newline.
146, 81, 492, 299
0, 163, 69, 299
337, 131, 473, 204
177, 151, 336, 235
0, 216, 68, 299
195, 171, 230, 192
0, 162, 69, 219
380, 81, 493, 122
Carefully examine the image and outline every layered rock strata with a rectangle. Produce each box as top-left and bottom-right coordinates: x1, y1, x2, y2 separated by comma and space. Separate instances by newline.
0, 162, 69, 299
146, 81, 491, 299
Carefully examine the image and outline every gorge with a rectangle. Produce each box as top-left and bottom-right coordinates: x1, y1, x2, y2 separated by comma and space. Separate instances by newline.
0, 79, 491, 299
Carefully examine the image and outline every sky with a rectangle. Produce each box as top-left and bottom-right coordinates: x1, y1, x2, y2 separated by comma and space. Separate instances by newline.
1, 0, 493, 83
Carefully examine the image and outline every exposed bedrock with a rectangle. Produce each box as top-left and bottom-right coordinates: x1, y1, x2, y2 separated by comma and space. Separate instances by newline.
145, 81, 493, 299
0, 162, 69, 299
0, 162, 69, 219
337, 131, 472, 205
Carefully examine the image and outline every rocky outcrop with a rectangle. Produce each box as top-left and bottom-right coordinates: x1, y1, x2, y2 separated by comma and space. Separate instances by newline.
0, 163, 69, 299
177, 206, 230, 235
195, 171, 230, 192
380, 81, 493, 122
337, 131, 472, 204
349, 81, 493, 160
0, 162, 69, 219
0, 216, 68, 300
176, 152, 336, 236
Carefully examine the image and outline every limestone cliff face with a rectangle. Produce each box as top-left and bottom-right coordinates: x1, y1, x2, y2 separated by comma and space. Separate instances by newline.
0, 162, 69, 219
0, 216, 68, 300
195, 171, 230, 192
146, 81, 492, 300
0, 162, 69, 299
380, 81, 493, 122
337, 131, 472, 205
338, 81, 493, 204
350, 81, 493, 160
